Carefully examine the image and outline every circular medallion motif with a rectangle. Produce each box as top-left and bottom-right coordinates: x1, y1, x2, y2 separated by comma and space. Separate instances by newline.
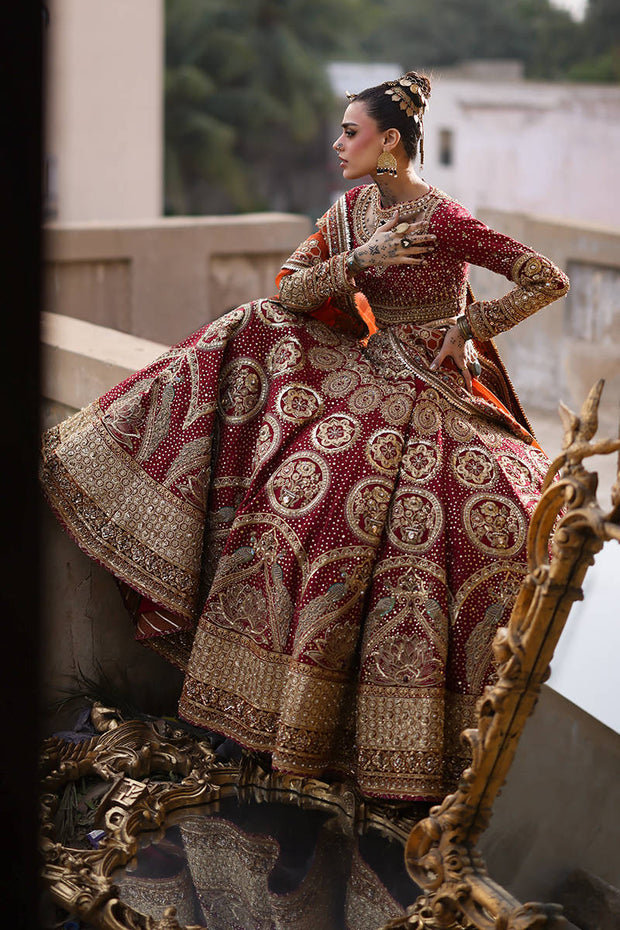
196, 305, 251, 350
387, 487, 443, 553
348, 384, 382, 416
322, 368, 360, 398
276, 384, 323, 423
497, 453, 535, 490
217, 358, 267, 424
471, 418, 504, 449
412, 400, 441, 436
267, 451, 329, 517
346, 476, 393, 543
366, 429, 403, 474
451, 446, 498, 489
526, 447, 551, 478
463, 493, 527, 557
444, 408, 476, 443
382, 393, 414, 426
308, 346, 345, 370
267, 336, 305, 377
252, 414, 282, 473
400, 439, 442, 483
312, 413, 360, 454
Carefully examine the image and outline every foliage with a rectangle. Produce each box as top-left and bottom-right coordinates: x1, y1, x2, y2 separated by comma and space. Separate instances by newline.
164, 0, 620, 215
164, 0, 378, 214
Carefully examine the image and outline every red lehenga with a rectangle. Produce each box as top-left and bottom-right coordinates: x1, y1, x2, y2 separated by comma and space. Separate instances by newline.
40, 184, 569, 801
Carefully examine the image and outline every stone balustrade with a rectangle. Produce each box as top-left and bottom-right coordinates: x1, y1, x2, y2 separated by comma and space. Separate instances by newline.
44, 212, 313, 346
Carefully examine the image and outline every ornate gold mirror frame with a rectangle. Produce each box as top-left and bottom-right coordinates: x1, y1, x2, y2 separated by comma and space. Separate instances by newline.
39, 380, 620, 930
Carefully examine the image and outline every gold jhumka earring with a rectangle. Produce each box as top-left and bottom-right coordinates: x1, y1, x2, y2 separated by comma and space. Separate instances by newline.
376, 151, 398, 177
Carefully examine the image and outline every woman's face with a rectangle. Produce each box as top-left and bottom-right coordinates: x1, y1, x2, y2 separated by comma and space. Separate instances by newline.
332, 101, 385, 180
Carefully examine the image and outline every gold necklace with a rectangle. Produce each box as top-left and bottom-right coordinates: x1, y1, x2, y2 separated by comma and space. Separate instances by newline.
360, 184, 435, 241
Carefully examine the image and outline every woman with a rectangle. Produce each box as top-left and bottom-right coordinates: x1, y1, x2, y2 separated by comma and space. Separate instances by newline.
40, 71, 569, 803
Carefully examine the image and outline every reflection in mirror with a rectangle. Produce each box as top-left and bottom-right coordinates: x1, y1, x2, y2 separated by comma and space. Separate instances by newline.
110, 797, 419, 928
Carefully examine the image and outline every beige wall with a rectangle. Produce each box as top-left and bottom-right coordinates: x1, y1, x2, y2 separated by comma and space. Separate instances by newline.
44, 213, 313, 345
469, 210, 620, 422
44, 0, 164, 221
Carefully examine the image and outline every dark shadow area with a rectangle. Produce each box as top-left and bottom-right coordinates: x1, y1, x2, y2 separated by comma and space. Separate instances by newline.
0, 7, 44, 930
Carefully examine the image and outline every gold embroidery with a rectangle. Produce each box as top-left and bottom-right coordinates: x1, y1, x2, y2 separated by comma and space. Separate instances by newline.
381, 392, 415, 426
275, 384, 324, 423
462, 493, 527, 557
218, 358, 268, 424
308, 345, 346, 370
195, 304, 251, 349
267, 451, 330, 517
387, 487, 443, 554
467, 252, 569, 341
278, 253, 357, 311
266, 335, 305, 377
450, 445, 498, 489
322, 367, 360, 398
348, 384, 383, 416
400, 439, 442, 483
365, 429, 403, 475
443, 408, 476, 443
311, 413, 360, 454
345, 476, 392, 542
251, 414, 282, 474
411, 399, 442, 436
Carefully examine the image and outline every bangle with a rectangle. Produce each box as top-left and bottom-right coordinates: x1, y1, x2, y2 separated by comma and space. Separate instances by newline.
456, 314, 473, 341
345, 249, 362, 277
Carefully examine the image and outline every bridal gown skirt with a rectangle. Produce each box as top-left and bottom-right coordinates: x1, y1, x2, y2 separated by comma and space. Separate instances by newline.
40, 299, 548, 801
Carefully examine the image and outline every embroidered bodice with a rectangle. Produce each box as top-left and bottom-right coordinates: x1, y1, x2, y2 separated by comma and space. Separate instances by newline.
277, 184, 569, 341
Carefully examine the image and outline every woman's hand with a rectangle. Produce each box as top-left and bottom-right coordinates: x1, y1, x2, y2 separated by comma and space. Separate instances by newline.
430, 323, 473, 392
353, 209, 436, 270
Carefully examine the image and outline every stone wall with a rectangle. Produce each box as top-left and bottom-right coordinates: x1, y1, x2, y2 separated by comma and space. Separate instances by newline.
44, 213, 313, 346
469, 210, 620, 426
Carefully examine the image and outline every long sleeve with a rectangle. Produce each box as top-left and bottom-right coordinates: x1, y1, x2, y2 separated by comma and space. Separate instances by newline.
439, 204, 569, 341
277, 230, 357, 312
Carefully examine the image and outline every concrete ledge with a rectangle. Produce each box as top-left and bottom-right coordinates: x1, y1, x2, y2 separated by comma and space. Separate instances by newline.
44, 213, 312, 344
40, 311, 167, 410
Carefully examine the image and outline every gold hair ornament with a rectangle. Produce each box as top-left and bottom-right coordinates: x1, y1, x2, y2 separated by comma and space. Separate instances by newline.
384, 78, 427, 121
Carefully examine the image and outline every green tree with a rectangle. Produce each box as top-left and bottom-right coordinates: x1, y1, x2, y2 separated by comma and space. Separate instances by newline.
164, 0, 379, 215
567, 0, 620, 81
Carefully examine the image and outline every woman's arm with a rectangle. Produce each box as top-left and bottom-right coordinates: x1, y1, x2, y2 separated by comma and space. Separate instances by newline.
277, 210, 436, 312
465, 252, 569, 342
441, 204, 569, 341
430, 203, 569, 388
277, 229, 358, 311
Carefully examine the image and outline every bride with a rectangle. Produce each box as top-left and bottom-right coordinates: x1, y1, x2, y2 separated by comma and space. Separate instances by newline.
40, 70, 569, 803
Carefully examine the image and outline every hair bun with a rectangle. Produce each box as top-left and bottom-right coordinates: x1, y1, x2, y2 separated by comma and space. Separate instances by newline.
401, 71, 432, 102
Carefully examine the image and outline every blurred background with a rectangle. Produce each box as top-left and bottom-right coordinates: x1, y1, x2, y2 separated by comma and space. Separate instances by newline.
43, 0, 619, 223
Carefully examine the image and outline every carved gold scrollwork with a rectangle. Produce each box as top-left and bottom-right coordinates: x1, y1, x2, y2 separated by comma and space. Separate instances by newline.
398, 380, 620, 930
